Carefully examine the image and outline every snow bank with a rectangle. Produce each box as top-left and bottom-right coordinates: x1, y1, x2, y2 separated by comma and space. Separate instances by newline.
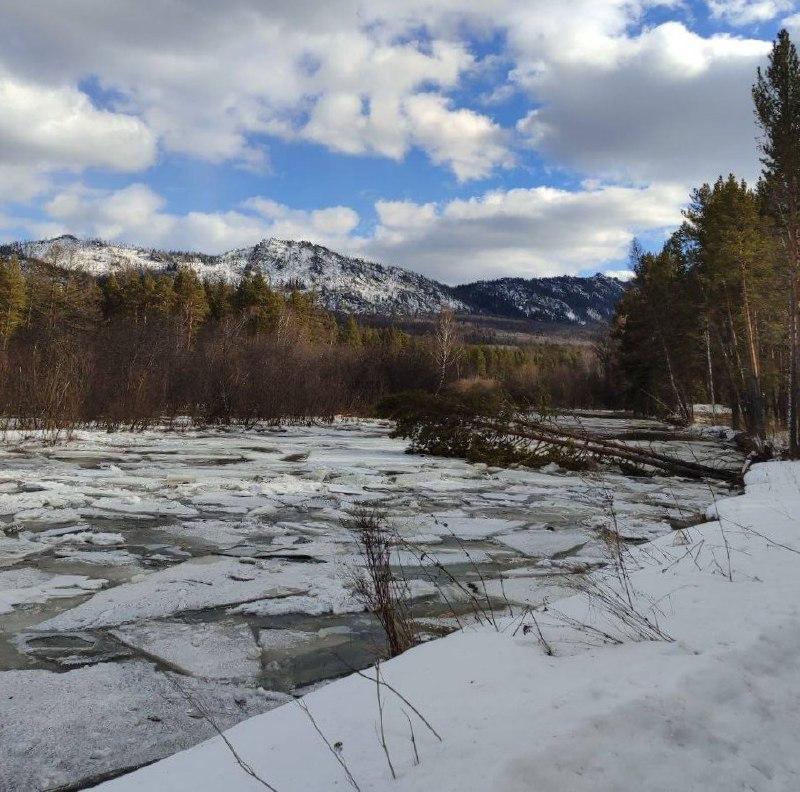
94, 461, 800, 792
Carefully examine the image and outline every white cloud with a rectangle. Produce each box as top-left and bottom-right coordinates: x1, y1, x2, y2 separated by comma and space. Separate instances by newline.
0, 72, 156, 199
708, 0, 794, 26
244, 198, 360, 238
44, 184, 172, 242
17, 180, 685, 284
0, 165, 52, 203
0, 1, 780, 187
32, 184, 361, 254
404, 94, 514, 181
359, 182, 686, 282
375, 200, 438, 235
0, 0, 785, 283
515, 22, 769, 184
0, 2, 504, 180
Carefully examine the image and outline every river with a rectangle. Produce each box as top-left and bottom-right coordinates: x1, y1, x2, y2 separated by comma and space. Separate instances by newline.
0, 414, 742, 791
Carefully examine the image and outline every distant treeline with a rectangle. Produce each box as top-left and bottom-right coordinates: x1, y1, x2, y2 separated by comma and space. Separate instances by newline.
610, 29, 800, 454
0, 258, 602, 433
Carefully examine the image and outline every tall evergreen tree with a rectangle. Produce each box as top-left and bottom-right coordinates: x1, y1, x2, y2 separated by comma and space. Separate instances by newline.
682, 176, 778, 440
172, 266, 209, 340
0, 256, 26, 347
204, 278, 235, 321
753, 28, 800, 455
234, 272, 284, 334
612, 238, 701, 419
341, 316, 363, 348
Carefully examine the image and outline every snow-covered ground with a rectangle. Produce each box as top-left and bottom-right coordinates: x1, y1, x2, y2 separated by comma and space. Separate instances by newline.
92, 460, 800, 792
0, 418, 745, 790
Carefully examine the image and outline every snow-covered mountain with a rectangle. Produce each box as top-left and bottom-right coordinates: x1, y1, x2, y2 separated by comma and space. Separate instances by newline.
216, 239, 470, 315
3, 235, 624, 324
453, 274, 626, 324
5, 235, 468, 316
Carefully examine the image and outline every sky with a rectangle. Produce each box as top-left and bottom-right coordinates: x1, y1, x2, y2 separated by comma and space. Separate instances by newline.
0, 0, 796, 284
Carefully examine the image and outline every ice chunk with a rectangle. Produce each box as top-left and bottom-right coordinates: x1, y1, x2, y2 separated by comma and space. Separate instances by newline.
0, 568, 106, 614
494, 527, 588, 557
0, 661, 286, 792
34, 557, 309, 630
111, 619, 261, 680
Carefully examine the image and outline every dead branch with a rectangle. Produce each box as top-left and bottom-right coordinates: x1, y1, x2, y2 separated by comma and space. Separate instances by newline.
296, 699, 361, 792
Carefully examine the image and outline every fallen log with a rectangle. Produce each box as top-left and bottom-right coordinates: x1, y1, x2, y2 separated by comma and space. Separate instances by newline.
501, 417, 740, 482
393, 410, 740, 484
477, 417, 740, 483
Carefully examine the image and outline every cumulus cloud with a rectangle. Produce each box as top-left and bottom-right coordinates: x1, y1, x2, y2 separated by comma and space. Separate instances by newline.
0, 1, 507, 180
515, 21, 769, 185
31, 183, 362, 254
0, 1, 780, 188
243, 198, 360, 238
16, 180, 684, 284
708, 0, 794, 26
404, 94, 514, 181
0, 72, 156, 199
0, 1, 786, 280
359, 182, 686, 282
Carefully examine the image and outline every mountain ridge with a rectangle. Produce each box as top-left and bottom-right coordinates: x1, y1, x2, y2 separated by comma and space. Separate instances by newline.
1, 234, 626, 326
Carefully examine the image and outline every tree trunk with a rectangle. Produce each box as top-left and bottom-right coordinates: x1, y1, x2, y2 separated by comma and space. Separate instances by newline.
790, 274, 800, 455
704, 324, 716, 416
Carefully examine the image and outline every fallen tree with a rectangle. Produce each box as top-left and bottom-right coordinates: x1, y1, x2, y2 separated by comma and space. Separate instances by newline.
380, 391, 741, 484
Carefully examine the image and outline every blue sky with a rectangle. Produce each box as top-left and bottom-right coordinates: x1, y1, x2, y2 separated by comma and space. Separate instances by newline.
0, 1, 794, 282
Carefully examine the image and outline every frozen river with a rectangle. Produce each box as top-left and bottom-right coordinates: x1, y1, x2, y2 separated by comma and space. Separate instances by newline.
0, 416, 742, 791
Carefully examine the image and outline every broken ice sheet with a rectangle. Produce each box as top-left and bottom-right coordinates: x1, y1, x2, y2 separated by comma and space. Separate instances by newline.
0, 533, 48, 567
23, 528, 125, 546
81, 495, 200, 519
420, 512, 526, 540
391, 546, 491, 567
494, 527, 588, 557
586, 514, 671, 541
111, 619, 262, 680
0, 660, 288, 792
53, 547, 139, 565
0, 568, 106, 614
160, 518, 274, 550
33, 556, 311, 631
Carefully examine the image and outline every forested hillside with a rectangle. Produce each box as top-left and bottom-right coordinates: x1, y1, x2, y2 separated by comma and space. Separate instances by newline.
2, 235, 623, 325
0, 260, 598, 433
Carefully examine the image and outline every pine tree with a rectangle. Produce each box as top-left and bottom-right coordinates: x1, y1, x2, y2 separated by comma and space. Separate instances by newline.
204, 278, 234, 321
472, 346, 488, 377
172, 266, 209, 340
235, 272, 284, 334
341, 316, 363, 348
682, 176, 778, 440
0, 256, 26, 347
753, 28, 800, 455
612, 239, 701, 419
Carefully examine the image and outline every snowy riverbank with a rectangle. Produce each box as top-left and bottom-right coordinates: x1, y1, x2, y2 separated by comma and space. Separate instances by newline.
94, 460, 800, 792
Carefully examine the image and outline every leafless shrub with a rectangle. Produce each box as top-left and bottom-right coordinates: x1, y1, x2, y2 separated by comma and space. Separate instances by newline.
403, 710, 420, 766
394, 535, 500, 630
513, 607, 555, 656
343, 508, 418, 657
562, 573, 672, 643
565, 493, 673, 643
331, 650, 443, 744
